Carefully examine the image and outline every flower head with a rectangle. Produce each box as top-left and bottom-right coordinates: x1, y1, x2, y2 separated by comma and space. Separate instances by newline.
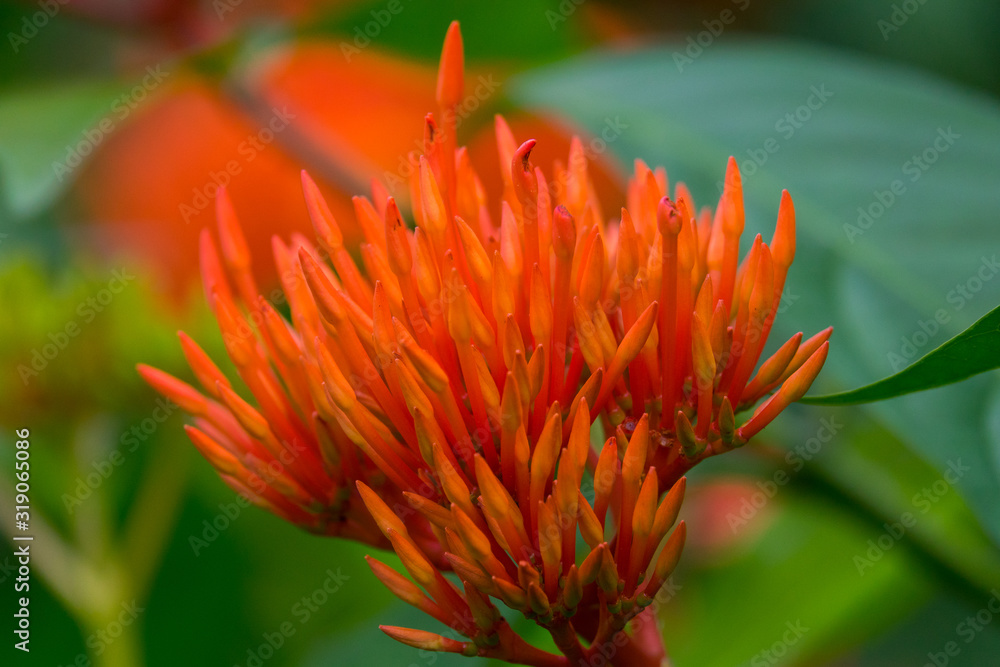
140, 20, 830, 666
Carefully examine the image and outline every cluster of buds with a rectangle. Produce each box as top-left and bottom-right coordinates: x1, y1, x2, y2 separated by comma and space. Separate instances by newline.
140, 22, 830, 667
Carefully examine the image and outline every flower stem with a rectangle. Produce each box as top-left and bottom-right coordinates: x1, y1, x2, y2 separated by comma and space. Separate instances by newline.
86, 612, 144, 667
582, 607, 669, 667
611, 608, 669, 667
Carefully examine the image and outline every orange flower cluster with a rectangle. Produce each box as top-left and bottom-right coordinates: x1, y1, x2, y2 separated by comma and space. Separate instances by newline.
139, 22, 830, 667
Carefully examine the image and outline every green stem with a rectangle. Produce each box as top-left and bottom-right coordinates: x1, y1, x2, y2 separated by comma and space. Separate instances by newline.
84, 602, 145, 667
122, 439, 190, 600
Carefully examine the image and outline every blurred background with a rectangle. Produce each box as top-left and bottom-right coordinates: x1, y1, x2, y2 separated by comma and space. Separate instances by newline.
2, 1, 1000, 665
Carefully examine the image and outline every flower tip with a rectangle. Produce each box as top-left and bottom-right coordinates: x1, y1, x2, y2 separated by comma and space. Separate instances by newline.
617, 300, 658, 366
215, 187, 251, 271
436, 21, 465, 109
357, 481, 410, 540
198, 227, 232, 307
301, 171, 343, 250
296, 247, 320, 284
788, 340, 830, 397
675, 411, 702, 458
380, 626, 467, 654
137, 364, 207, 415
552, 205, 576, 259
617, 209, 639, 282
719, 396, 736, 444
217, 382, 270, 439
511, 140, 539, 207
184, 425, 242, 479
725, 155, 742, 188
772, 189, 796, 268
657, 196, 682, 235
721, 157, 745, 236
515, 138, 537, 166
299, 169, 318, 197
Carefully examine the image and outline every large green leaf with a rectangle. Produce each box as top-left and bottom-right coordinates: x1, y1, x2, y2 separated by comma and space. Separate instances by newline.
0, 79, 124, 218
803, 303, 1000, 405
509, 41, 1000, 543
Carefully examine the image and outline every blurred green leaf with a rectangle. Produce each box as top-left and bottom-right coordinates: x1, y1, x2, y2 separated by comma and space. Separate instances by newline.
852, 592, 1000, 666
309, 0, 587, 63
672, 403, 1000, 666
661, 484, 933, 667
807, 418, 1000, 596
0, 258, 185, 422
509, 41, 1000, 544
762, 0, 1000, 96
802, 302, 1000, 405
0, 79, 123, 218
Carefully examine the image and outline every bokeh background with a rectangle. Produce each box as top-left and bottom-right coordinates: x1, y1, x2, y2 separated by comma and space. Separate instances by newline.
2, 1, 1000, 665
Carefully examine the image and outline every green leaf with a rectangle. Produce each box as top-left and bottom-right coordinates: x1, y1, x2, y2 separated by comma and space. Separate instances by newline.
0, 79, 123, 218
802, 303, 1000, 405
660, 480, 934, 667
806, 418, 1000, 596
508, 42, 1000, 543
